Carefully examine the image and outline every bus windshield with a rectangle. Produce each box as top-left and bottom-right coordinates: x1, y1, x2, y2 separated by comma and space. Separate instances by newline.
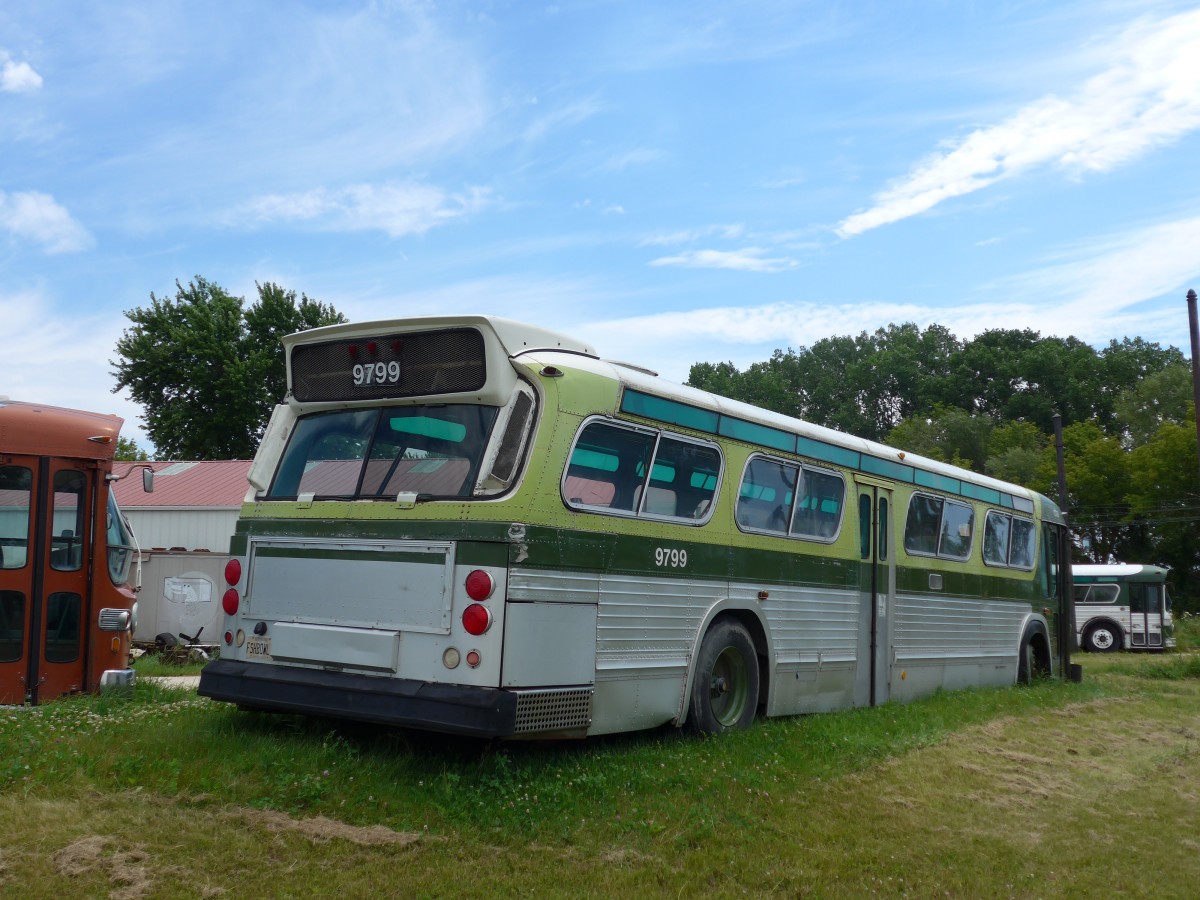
268, 405, 500, 500
106, 491, 136, 585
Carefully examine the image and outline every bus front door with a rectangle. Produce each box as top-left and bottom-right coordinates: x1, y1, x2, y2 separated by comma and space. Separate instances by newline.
855, 480, 895, 707
1129, 583, 1166, 649
0, 457, 91, 705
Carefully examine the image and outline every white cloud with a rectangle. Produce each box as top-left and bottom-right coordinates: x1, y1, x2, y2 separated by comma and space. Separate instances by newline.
521, 96, 604, 143
989, 214, 1200, 327
590, 213, 1200, 380
649, 247, 798, 273
0, 191, 93, 253
837, 8, 1200, 237
240, 182, 491, 237
0, 290, 147, 446
0, 51, 42, 92
639, 223, 745, 246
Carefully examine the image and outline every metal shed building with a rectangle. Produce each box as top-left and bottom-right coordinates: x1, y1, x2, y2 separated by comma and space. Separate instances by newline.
110, 460, 252, 645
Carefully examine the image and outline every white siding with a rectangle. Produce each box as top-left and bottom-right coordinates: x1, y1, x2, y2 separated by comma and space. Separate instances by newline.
123, 509, 239, 554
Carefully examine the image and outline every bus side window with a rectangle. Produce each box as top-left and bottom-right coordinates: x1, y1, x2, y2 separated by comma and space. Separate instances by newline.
904, 494, 941, 555
0, 466, 32, 570
50, 471, 86, 572
1130, 584, 1146, 614
646, 437, 721, 520
792, 468, 843, 539
564, 422, 654, 513
737, 458, 792, 534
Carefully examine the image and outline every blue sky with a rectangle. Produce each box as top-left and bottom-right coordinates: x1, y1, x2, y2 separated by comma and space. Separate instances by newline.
3, 1, 1200, 452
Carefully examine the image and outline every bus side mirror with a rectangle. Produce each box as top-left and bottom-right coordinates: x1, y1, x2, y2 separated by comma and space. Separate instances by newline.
143, 468, 154, 493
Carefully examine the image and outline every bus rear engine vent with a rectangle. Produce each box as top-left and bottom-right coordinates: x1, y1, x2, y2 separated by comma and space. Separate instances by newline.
514, 688, 593, 734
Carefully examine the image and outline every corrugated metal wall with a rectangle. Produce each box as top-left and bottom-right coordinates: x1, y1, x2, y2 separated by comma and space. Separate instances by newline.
123, 509, 238, 554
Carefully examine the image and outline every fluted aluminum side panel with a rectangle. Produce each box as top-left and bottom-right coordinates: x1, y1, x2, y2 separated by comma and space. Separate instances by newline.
508, 570, 860, 674
760, 585, 859, 664
507, 569, 602, 605
894, 592, 1028, 660
593, 574, 706, 676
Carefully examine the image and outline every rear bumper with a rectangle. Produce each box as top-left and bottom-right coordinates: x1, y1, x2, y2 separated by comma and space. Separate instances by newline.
198, 658, 518, 738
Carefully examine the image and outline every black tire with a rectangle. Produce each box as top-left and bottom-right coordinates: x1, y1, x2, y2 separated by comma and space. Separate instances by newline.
1084, 623, 1120, 653
688, 619, 760, 734
1017, 631, 1049, 685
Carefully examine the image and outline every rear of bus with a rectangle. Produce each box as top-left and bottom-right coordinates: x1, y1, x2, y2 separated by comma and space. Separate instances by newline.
198, 317, 598, 737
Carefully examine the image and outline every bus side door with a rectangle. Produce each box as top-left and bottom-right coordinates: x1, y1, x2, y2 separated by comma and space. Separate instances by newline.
0, 459, 36, 704
0, 457, 92, 704
855, 479, 895, 707
1129, 583, 1165, 649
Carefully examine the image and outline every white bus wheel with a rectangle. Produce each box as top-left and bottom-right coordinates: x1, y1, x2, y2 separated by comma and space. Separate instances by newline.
1085, 624, 1119, 653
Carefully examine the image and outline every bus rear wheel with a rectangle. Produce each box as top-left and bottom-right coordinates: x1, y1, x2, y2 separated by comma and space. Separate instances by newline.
688, 619, 759, 734
1084, 623, 1120, 653
1017, 630, 1050, 685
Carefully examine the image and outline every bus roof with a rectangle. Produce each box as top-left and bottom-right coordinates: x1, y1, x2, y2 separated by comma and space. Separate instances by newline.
0, 399, 122, 461
1072, 563, 1170, 581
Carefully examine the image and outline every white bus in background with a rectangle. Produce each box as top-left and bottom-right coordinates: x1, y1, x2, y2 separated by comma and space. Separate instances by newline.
1072, 564, 1174, 653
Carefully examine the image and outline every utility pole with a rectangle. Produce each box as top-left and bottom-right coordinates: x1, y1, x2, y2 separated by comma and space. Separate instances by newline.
1053, 413, 1068, 515
1188, 289, 1200, 489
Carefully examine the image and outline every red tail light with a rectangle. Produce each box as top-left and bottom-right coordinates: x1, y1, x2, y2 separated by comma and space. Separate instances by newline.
465, 569, 494, 601
222, 588, 240, 617
462, 603, 492, 636
224, 558, 242, 586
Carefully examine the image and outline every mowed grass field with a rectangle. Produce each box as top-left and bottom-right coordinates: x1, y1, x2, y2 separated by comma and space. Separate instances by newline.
2, 647, 1199, 899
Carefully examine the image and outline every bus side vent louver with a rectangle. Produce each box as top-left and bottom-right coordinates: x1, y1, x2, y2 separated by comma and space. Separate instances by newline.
514, 688, 593, 733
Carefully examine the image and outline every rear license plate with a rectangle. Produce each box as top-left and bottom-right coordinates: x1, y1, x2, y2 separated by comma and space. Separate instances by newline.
245, 637, 271, 659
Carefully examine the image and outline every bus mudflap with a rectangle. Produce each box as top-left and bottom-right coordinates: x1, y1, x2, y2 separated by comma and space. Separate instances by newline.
198, 659, 518, 738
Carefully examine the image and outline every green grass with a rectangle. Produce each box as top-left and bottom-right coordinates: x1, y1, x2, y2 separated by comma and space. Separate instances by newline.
2, 667, 1198, 898
1174, 611, 1200, 651
130, 650, 212, 678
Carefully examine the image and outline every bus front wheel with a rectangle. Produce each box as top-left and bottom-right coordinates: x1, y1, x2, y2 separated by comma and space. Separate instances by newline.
1084, 623, 1120, 653
688, 619, 759, 734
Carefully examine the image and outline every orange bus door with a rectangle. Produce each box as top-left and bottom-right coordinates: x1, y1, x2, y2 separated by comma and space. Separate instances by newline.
0, 458, 37, 704
0, 458, 92, 705
34, 461, 94, 703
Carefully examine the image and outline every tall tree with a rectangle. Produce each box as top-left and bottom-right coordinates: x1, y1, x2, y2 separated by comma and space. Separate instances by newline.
1114, 364, 1193, 447
244, 282, 345, 413
1035, 421, 1133, 564
1128, 420, 1200, 610
884, 405, 993, 472
984, 420, 1047, 487
114, 436, 150, 461
111, 277, 345, 459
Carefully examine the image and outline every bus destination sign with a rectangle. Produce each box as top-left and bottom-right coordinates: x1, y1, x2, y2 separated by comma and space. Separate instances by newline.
290, 327, 488, 403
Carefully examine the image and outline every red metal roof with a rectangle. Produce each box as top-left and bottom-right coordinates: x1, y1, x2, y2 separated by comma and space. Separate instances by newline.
110, 460, 253, 509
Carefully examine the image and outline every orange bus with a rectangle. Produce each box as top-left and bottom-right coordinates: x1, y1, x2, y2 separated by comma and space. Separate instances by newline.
0, 398, 145, 705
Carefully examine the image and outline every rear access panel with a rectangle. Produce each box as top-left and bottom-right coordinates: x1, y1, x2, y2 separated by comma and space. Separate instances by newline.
246, 539, 456, 634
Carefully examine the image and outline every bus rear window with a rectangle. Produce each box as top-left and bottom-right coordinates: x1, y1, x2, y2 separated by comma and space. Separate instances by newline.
269, 405, 500, 500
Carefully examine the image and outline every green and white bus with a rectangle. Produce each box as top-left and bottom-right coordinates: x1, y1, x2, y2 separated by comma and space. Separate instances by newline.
1072, 564, 1174, 652
198, 316, 1072, 738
